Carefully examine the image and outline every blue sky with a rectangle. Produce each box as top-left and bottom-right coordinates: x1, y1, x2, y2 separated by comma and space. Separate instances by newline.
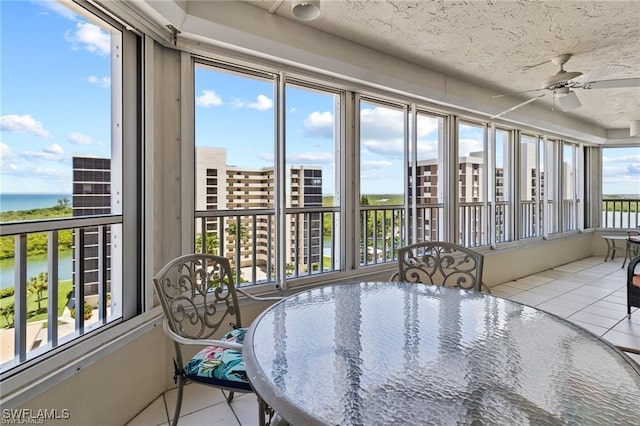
1, 1, 638, 196
1, 0, 111, 194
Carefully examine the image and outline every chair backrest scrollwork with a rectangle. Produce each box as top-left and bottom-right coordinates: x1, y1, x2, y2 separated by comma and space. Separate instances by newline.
153, 253, 241, 340
397, 241, 485, 292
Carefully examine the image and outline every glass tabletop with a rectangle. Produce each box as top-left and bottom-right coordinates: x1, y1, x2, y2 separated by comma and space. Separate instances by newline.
244, 282, 640, 425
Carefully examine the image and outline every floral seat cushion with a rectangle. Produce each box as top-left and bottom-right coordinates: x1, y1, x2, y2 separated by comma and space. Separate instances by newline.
183, 327, 252, 391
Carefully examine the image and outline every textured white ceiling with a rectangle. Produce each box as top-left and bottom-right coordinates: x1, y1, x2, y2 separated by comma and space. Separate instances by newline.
244, 0, 640, 131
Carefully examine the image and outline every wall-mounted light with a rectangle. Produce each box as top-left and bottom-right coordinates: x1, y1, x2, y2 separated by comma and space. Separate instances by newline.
631, 120, 640, 137
292, 0, 320, 21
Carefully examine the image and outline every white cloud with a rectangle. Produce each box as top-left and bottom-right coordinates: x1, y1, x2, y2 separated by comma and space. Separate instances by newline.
287, 152, 334, 164
33, 0, 78, 20
360, 107, 404, 141
304, 111, 334, 138
416, 115, 440, 136
45, 144, 64, 155
362, 139, 404, 157
458, 138, 484, 157
258, 152, 274, 162
66, 22, 110, 56
32, 167, 69, 180
0, 115, 51, 138
68, 132, 93, 145
21, 144, 65, 161
0, 143, 13, 160
196, 90, 223, 107
361, 160, 393, 170
248, 95, 273, 111
88, 75, 111, 88
232, 95, 272, 111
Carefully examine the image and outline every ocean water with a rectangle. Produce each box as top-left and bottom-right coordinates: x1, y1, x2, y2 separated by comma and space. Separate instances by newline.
0, 193, 72, 213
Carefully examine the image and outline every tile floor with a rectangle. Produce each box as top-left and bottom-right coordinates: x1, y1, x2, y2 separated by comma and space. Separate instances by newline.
127, 256, 640, 426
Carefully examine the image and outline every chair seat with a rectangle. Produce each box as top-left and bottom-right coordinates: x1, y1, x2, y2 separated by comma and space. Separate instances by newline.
184, 328, 252, 391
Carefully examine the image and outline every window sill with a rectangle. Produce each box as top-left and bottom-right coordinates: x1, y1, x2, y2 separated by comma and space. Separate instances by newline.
0, 307, 164, 409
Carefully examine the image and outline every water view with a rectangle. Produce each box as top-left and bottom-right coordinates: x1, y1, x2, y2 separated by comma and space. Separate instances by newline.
0, 251, 73, 289
0, 193, 71, 213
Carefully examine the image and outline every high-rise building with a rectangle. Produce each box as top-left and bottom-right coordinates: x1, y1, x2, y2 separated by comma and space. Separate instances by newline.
72, 156, 111, 296
195, 147, 322, 277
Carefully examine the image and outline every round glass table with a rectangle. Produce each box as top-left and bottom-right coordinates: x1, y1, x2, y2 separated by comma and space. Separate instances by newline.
244, 282, 640, 425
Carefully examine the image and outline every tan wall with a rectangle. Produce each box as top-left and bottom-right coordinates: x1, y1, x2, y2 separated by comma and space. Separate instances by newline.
17, 326, 169, 426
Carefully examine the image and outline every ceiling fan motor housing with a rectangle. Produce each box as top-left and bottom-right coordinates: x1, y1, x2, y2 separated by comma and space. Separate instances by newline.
543, 71, 583, 89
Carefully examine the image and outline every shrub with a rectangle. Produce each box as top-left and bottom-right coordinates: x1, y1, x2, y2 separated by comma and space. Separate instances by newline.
0, 287, 15, 299
70, 302, 93, 320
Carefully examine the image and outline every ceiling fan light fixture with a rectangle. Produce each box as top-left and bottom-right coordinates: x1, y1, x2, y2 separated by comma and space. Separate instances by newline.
557, 90, 581, 112
631, 120, 640, 137
292, 0, 320, 21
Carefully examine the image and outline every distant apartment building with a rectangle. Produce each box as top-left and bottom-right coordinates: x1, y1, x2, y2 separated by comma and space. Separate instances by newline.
72, 156, 111, 296
195, 147, 322, 275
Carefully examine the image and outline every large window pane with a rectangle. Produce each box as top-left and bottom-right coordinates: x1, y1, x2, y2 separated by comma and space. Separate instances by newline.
562, 142, 577, 231
494, 129, 512, 243
414, 112, 444, 242
520, 134, 540, 238
457, 121, 486, 247
284, 83, 340, 275
0, 1, 123, 371
194, 64, 276, 285
601, 147, 640, 228
359, 101, 405, 265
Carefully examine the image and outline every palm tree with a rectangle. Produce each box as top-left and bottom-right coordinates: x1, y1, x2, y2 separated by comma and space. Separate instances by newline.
56, 197, 71, 208
0, 302, 14, 328
27, 272, 48, 312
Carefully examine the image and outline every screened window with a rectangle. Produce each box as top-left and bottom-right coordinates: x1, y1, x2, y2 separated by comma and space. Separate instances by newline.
194, 63, 276, 285
457, 121, 486, 247
359, 100, 405, 265
0, 1, 138, 375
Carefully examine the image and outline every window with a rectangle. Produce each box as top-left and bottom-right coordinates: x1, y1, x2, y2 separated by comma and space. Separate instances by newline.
519, 134, 541, 238
601, 146, 640, 228
457, 121, 486, 247
413, 111, 445, 243
493, 128, 512, 243
0, 1, 140, 375
285, 82, 341, 275
359, 100, 405, 265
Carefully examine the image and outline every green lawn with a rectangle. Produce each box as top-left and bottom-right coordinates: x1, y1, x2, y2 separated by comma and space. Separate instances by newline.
0, 280, 72, 328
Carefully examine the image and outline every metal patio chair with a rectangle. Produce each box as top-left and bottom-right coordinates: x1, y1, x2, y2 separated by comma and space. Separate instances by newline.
395, 241, 488, 293
153, 253, 281, 425
623, 230, 640, 268
627, 255, 640, 319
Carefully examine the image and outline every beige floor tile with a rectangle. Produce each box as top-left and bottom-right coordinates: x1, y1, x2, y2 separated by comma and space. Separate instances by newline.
177, 403, 240, 426
567, 320, 609, 337
229, 393, 260, 425
535, 301, 581, 318
602, 330, 640, 350
568, 311, 621, 329
126, 395, 169, 426
163, 383, 228, 418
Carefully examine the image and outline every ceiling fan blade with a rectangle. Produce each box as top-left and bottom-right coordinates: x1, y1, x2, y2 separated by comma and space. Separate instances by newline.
571, 64, 630, 84
517, 59, 551, 72
492, 88, 546, 99
557, 91, 581, 112
491, 94, 548, 119
582, 78, 640, 89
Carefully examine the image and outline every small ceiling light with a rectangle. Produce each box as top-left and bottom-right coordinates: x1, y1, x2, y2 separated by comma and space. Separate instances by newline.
292, 0, 320, 21
631, 120, 640, 137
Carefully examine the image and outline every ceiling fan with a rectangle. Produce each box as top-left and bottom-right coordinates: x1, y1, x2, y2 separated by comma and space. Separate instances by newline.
491, 54, 640, 119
